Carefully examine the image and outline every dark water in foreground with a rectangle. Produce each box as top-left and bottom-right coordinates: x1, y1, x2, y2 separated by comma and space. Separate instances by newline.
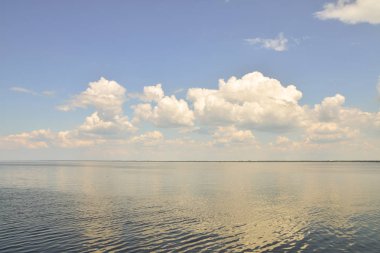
1, 161, 380, 252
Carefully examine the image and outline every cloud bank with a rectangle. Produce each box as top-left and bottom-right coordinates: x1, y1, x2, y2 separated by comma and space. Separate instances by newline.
1, 72, 380, 160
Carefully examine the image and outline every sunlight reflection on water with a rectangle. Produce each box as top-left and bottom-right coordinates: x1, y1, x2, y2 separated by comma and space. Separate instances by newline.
1, 161, 380, 252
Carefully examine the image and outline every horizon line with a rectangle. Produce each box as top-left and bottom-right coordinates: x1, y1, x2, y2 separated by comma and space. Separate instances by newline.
1, 160, 379, 163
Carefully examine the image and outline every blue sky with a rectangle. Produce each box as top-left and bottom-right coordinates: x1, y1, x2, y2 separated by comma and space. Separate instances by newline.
1, 0, 379, 160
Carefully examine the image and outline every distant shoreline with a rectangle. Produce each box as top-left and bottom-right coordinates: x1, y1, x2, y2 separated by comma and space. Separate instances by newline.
1, 160, 379, 163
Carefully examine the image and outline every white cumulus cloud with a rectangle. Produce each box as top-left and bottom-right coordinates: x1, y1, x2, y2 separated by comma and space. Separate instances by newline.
0, 129, 53, 149
58, 77, 126, 118
312, 93, 378, 131
134, 85, 194, 127
316, 0, 380, 25
58, 77, 135, 138
187, 71, 306, 131
245, 33, 288, 52
140, 84, 165, 102
2, 72, 380, 160
79, 112, 135, 135
305, 122, 358, 143
314, 94, 346, 121
212, 125, 255, 144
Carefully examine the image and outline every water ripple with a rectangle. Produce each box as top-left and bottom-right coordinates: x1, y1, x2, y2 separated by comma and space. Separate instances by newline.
1, 162, 380, 252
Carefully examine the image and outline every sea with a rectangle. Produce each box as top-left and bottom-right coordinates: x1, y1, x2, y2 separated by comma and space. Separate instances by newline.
1, 161, 380, 252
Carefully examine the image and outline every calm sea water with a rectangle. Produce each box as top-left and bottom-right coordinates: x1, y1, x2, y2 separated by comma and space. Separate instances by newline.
1, 161, 380, 252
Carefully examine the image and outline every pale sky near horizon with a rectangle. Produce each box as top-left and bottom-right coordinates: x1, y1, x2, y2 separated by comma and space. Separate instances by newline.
1, 0, 380, 160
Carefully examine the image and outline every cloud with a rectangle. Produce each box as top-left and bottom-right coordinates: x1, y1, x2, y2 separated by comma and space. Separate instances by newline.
173, 88, 185, 94
2, 72, 380, 160
305, 122, 358, 143
316, 0, 380, 25
129, 131, 164, 146
312, 93, 379, 131
56, 130, 104, 148
0, 128, 107, 150
269, 136, 303, 151
10, 87, 37, 95
314, 94, 346, 121
58, 77, 126, 118
133, 84, 194, 127
79, 112, 135, 135
212, 125, 255, 144
10, 86, 54, 97
58, 77, 135, 138
4, 77, 137, 150
42, 91, 55, 97
0, 129, 53, 149
140, 83, 165, 102
187, 71, 306, 131
245, 33, 288, 52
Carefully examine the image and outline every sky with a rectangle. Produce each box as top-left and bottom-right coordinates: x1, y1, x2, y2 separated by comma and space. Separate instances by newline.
0, 0, 379, 160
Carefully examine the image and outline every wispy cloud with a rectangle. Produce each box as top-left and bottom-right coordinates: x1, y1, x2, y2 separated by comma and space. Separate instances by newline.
10, 87, 38, 95
173, 88, 185, 94
245, 33, 288, 52
42, 91, 55, 97
10, 86, 55, 97
315, 0, 380, 25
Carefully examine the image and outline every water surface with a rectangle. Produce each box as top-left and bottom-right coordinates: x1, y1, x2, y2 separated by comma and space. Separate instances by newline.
1, 161, 380, 252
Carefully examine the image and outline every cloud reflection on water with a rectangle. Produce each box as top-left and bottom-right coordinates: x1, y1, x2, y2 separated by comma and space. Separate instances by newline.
1, 161, 380, 252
